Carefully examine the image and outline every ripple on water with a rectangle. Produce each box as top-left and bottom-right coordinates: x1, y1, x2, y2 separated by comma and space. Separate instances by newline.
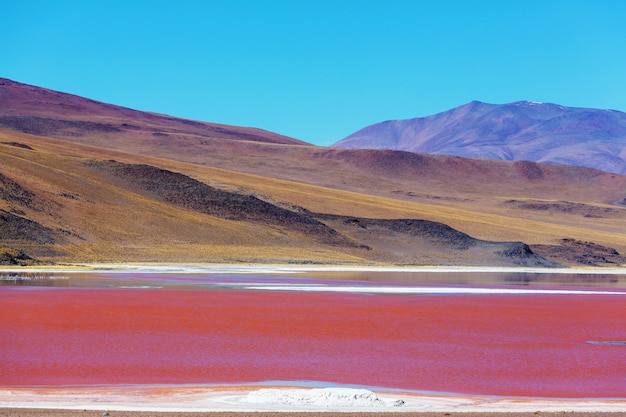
586, 341, 626, 346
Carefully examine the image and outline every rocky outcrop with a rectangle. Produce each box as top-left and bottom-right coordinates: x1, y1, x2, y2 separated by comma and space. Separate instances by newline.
85, 160, 361, 248
496, 242, 560, 267
338, 217, 477, 250
0, 247, 37, 266
532, 239, 626, 266
0, 209, 61, 244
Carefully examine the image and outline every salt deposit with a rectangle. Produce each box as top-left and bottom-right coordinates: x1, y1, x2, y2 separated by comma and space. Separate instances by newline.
240, 283, 626, 295
4, 263, 626, 275
1, 386, 625, 412
242, 388, 405, 407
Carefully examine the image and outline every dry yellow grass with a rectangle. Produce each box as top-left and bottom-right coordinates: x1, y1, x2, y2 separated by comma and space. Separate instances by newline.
2, 127, 626, 265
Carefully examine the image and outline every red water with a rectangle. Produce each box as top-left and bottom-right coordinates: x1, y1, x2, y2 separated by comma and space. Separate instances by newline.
1, 287, 624, 397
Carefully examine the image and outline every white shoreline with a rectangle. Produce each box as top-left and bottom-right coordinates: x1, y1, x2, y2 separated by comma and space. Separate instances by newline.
4, 264, 625, 294
1, 386, 625, 413
239, 284, 626, 295
2, 263, 626, 275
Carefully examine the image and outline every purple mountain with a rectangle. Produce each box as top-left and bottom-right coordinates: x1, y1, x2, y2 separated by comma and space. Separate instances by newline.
332, 101, 626, 175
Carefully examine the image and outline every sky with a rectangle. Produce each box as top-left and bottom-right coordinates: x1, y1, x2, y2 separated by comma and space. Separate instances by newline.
4, 0, 626, 146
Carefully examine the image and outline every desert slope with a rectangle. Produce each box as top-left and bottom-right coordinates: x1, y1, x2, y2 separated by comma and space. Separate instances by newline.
2, 79, 626, 267
333, 100, 626, 175
0, 136, 561, 266
0, 78, 307, 145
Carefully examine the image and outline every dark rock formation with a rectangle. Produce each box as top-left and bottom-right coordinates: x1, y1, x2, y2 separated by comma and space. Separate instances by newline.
85, 160, 359, 247
532, 238, 626, 266
0, 247, 36, 265
496, 242, 559, 267
0, 209, 60, 244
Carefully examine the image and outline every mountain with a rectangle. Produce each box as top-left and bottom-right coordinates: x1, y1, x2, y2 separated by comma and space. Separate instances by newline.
0, 78, 307, 146
2, 79, 626, 267
332, 101, 626, 175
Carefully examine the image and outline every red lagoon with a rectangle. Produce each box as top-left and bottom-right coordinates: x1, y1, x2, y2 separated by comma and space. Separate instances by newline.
1, 287, 624, 398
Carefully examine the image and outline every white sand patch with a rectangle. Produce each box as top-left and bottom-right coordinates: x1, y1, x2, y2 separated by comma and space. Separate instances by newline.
1, 386, 625, 413
241, 388, 405, 408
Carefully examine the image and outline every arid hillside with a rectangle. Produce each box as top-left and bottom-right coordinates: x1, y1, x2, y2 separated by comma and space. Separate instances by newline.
0, 77, 306, 146
2, 79, 626, 267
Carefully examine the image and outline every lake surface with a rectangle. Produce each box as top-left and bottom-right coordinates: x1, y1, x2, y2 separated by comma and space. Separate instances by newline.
1, 268, 625, 398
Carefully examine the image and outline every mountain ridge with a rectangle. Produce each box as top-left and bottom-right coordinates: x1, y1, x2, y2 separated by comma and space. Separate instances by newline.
0, 77, 307, 146
2, 79, 626, 267
333, 100, 626, 175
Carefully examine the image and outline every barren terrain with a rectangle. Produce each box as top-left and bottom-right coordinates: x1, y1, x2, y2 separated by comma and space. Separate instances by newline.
2, 78, 626, 266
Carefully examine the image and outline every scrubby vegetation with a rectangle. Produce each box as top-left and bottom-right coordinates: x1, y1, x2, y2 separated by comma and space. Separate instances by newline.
1, 78, 626, 267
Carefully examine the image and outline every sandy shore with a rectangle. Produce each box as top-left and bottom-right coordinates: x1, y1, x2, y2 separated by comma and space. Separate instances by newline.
0, 386, 624, 415
1, 411, 625, 417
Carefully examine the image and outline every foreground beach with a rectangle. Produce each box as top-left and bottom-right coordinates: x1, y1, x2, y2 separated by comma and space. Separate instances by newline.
1, 385, 625, 415
1, 411, 625, 417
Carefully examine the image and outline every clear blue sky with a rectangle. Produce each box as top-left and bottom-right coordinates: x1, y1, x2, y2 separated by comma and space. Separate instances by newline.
4, 1, 626, 145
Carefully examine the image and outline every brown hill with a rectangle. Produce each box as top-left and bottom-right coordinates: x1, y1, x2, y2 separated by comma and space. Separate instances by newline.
2, 79, 626, 267
0, 78, 306, 145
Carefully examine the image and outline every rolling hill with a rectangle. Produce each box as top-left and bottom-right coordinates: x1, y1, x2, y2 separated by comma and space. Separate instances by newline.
333, 100, 626, 175
2, 78, 626, 267
0, 77, 306, 146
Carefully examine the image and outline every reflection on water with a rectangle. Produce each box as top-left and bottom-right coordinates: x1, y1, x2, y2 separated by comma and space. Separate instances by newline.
299, 270, 626, 288
587, 340, 626, 345
0, 273, 71, 287
1, 269, 625, 290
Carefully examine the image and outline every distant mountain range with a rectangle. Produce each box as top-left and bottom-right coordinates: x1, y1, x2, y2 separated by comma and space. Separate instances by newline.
333, 101, 626, 175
